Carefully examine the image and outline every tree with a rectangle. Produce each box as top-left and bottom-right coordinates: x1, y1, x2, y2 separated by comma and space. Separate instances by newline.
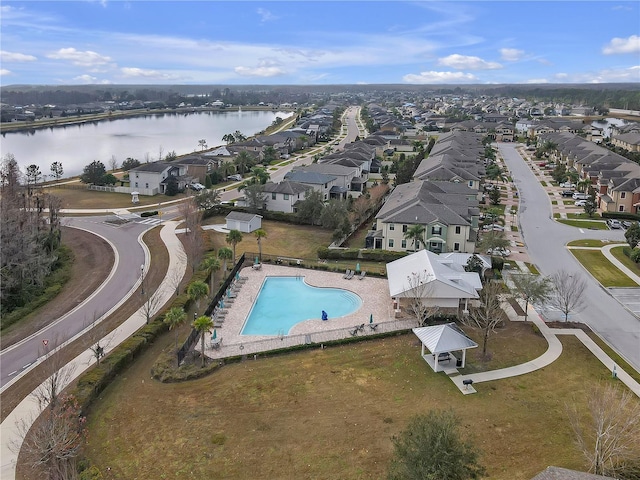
234, 151, 253, 175
550, 270, 587, 322
109, 155, 118, 172
187, 280, 209, 314
577, 178, 591, 193
198, 139, 207, 151
262, 145, 278, 164
255, 228, 267, 261
201, 255, 220, 294
242, 183, 266, 213
250, 165, 270, 185
567, 383, 640, 477
388, 410, 486, 480
164, 306, 187, 350
25, 164, 42, 186
583, 193, 597, 217
460, 280, 504, 357
488, 187, 501, 205
180, 197, 203, 272
510, 273, 552, 321
195, 188, 221, 212
233, 130, 246, 142
193, 315, 214, 367
80, 160, 108, 185
218, 246, 233, 272
464, 254, 485, 275
165, 174, 179, 196
625, 222, 640, 249
226, 229, 243, 263
404, 270, 440, 326
140, 289, 162, 325
121, 157, 141, 171
50, 161, 64, 181
165, 150, 177, 161
222, 133, 236, 144
478, 231, 511, 256
404, 224, 426, 251
296, 189, 324, 225
320, 199, 349, 230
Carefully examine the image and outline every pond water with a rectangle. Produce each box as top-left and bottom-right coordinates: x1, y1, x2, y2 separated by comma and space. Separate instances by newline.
1, 109, 292, 177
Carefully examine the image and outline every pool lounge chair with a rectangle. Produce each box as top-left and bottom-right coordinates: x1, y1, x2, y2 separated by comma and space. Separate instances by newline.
343, 269, 351, 279
347, 270, 355, 280
358, 271, 367, 280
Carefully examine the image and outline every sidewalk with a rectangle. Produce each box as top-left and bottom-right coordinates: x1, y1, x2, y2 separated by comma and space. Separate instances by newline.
0, 221, 187, 480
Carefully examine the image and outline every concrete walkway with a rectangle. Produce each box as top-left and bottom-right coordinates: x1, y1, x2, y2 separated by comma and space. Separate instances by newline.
0, 221, 188, 480
601, 243, 640, 286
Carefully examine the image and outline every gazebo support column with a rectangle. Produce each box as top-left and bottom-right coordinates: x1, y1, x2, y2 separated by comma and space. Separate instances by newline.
462, 349, 467, 368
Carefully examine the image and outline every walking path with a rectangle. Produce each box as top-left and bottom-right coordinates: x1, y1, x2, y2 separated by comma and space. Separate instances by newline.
0, 221, 188, 480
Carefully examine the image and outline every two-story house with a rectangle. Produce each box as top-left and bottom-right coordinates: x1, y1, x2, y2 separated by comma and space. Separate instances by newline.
283, 171, 337, 201
129, 162, 189, 195
261, 181, 311, 213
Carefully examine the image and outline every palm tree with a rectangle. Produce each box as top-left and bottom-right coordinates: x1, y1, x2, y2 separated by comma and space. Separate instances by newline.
218, 247, 233, 272
577, 178, 591, 193
197, 139, 207, 151
404, 224, 426, 251
164, 307, 187, 350
222, 133, 235, 145
233, 130, 246, 142
201, 256, 220, 293
250, 166, 270, 185
254, 229, 267, 261
226, 229, 243, 263
234, 151, 252, 175
193, 315, 214, 367
187, 280, 209, 314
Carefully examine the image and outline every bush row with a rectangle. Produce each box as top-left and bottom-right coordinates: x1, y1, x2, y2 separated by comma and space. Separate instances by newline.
601, 211, 640, 221
140, 210, 158, 217
316, 247, 407, 262
622, 245, 640, 263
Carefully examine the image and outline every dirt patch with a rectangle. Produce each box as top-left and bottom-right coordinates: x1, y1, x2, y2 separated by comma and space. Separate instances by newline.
1, 227, 114, 348
1, 227, 169, 423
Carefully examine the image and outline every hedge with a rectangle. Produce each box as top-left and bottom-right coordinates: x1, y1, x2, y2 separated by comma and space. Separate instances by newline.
601, 211, 640, 221
317, 247, 407, 262
140, 210, 158, 217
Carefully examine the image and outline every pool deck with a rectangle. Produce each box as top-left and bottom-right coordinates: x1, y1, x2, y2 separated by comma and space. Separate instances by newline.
204, 264, 415, 359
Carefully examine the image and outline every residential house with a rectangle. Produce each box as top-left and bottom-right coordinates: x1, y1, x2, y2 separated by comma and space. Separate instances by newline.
225, 211, 262, 233
286, 163, 362, 199
174, 155, 216, 183
129, 161, 189, 195
371, 180, 479, 254
262, 181, 310, 213
612, 132, 640, 152
283, 171, 337, 201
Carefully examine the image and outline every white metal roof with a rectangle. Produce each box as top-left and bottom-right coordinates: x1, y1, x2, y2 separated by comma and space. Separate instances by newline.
412, 323, 478, 354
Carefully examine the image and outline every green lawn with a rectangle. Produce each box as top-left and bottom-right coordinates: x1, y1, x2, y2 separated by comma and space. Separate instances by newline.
566, 213, 601, 219
567, 239, 620, 248
569, 249, 638, 287
557, 219, 608, 230
81, 323, 640, 480
610, 245, 640, 279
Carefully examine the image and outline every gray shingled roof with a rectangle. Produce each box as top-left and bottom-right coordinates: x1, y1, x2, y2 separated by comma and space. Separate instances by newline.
284, 171, 336, 185
225, 211, 262, 222
530, 466, 616, 480
262, 181, 309, 195
130, 161, 172, 173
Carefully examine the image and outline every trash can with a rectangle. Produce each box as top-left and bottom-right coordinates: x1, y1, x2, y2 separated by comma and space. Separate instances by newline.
456, 358, 463, 367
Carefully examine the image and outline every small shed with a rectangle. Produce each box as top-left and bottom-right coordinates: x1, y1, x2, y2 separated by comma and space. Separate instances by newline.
225, 212, 262, 233
412, 323, 477, 372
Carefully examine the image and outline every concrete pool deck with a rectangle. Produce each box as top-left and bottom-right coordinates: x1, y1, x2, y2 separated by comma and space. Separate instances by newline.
203, 264, 416, 359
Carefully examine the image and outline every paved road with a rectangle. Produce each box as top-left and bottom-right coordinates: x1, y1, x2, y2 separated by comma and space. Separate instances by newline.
0, 216, 149, 390
498, 143, 640, 371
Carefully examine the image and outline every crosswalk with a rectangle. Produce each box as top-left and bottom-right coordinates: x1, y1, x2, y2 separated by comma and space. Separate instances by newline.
137, 217, 163, 226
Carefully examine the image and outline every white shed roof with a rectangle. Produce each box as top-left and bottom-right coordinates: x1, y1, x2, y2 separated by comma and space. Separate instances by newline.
412, 323, 478, 354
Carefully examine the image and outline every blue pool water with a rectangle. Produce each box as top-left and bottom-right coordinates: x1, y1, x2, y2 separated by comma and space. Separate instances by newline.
241, 276, 362, 336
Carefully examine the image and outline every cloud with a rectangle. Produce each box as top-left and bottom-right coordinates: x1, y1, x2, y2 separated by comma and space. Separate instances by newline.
234, 65, 286, 77
602, 35, 640, 54
526, 78, 549, 84
47, 48, 112, 67
0, 69, 12, 76
74, 74, 98, 83
500, 48, 524, 61
120, 67, 179, 80
1, 50, 37, 62
256, 8, 277, 22
437, 54, 501, 70
403, 70, 478, 84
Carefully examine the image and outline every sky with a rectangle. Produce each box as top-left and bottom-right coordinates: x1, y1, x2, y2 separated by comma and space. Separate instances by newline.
1, 1, 639, 86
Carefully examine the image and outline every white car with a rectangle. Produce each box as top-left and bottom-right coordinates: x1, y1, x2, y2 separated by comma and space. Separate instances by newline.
482, 224, 505, 232
560, 182, 576, 189
486, 247, 511, 257
227, 174, 242, 181
574, 200, 587, 207
189, 182, 205, 191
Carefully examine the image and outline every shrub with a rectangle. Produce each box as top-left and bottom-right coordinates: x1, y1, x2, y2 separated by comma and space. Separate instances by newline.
623, 246, 633, 258
140, 210, 158, 217
631, 249, 640, 264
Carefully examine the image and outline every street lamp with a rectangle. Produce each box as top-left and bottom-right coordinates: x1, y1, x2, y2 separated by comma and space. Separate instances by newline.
140, 264, 145, 295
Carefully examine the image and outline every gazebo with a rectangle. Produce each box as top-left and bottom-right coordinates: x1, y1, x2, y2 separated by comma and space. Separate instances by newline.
412, 323, 478, 372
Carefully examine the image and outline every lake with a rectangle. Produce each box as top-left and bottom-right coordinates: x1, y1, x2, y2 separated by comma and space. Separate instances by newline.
1, 109, 293, 178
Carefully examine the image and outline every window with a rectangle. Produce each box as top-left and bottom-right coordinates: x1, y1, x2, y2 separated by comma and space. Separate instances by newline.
388, 239, 394, 248
619, 205, 625, 212
135, 182, 138, 188
432, 226, 442, 235
401, 240, 406, 248
145, 183, 149, 189
402, 225, 407, 233
272, 193, 277, 200
621, 192, 626, 199
135, 173, 139, 179
389, 224, 395, 231
455, 226, 461, 234
468, 181, 474, 187
283, 194, 289, 200
454, 242, 460, 251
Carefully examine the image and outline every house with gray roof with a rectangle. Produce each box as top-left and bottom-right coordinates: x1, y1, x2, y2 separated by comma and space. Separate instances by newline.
129, 161, 189, 195
284, 170, 337, 201
261, 181, 311, 213
370, 180, 479, 254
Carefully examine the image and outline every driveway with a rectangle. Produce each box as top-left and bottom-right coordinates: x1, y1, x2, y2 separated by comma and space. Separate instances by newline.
498, 143, 639, 371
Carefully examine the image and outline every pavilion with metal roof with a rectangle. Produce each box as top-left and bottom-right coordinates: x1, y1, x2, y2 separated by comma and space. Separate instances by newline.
412, 322, 478, 372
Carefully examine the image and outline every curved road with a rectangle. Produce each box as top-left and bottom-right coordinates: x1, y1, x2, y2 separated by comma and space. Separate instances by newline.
499, 143, 640, 371
0, 216, 149, 390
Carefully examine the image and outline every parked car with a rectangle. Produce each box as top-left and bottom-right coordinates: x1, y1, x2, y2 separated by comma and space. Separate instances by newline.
607, 219, 623, 229
482, 224, 505, 232
560, 182, 576, 189
189, 182, 205, 191
561, 190, 575, 197
622, 220, 632, 229
227, 174, 242, 181
486, 247, 511, 257
574, 200, 587, 207
572, 192, 589, 200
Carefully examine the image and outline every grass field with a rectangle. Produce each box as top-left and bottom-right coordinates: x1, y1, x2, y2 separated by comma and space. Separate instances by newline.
557, 219, 608, 230
569, 249, 638, 287
610, 245, 640, 279
567, 239, 621, 248
81, 317, 640, 480
45, 184, 190, 209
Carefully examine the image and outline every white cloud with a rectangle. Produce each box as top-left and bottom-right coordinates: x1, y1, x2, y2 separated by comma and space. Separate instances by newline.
403, 71, 478, 84
500, 48, 524, 61
74, 74, 98, 83
437, 54, 501, 70
234, 65, 286, 77
120, 67, 179, 80
47, 48, 112, 67
256, 8, 277, 22
0, 69, 12, 76
555, 73, 569, 79
1, 50, 37, 62
603, 35, 640, 54
526, 78, 549, 84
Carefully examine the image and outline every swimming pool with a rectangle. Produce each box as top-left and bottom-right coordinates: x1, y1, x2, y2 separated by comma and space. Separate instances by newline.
241, 276, 362, 336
